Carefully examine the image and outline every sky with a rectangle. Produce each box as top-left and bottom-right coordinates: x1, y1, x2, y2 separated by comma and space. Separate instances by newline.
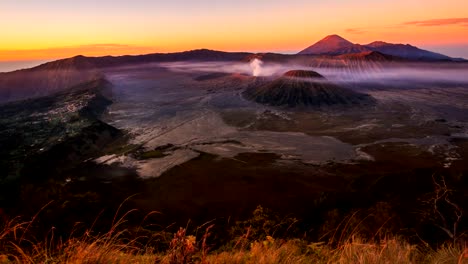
0, 0, 467, 68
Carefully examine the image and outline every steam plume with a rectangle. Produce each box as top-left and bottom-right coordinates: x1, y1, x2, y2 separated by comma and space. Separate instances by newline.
250, 58, 263, 77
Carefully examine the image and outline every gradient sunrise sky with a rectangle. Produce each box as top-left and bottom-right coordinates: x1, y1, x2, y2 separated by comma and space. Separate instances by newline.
1, 0, 467, 65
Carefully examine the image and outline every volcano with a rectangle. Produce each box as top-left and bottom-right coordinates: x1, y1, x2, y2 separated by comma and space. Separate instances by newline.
298, 34, 457, 61
243, 70, 375, 108
365, 41, 452, 61
298, 35, 371, 55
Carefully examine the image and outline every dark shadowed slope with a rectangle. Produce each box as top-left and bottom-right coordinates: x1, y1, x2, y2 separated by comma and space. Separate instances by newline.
243, 70, 375, 108
0, 78, 119, 182
0, 56, 102, 103
0, 49, 252, 103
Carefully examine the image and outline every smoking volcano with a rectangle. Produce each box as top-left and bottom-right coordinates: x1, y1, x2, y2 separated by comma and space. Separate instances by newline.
243, 70, 375, 108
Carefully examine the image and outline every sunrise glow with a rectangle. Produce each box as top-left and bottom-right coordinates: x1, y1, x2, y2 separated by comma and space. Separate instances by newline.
1, 0, 467, 61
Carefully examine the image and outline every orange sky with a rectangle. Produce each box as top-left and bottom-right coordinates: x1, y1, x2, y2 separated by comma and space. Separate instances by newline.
1, 0, 467, 61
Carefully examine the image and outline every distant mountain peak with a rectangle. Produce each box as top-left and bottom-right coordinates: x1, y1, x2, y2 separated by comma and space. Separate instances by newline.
299, 35, 455, 61
321, 34, 352, 43
365, 42, 450, 61
298, 34, 369, 55
366, 41, 390, 46
314, 34, 354, 48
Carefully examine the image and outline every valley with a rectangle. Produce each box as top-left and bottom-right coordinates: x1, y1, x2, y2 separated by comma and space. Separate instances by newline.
0, 38, 467, 250
2, 0, 468, 260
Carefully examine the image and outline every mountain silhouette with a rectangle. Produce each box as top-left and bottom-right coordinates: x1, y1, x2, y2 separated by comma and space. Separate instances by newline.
298, 35, 371, 55
298, 35, 456, 61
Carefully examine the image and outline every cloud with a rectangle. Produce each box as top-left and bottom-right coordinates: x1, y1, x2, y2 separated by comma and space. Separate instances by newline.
404, 18, 468, 27
345, 28, 367, 34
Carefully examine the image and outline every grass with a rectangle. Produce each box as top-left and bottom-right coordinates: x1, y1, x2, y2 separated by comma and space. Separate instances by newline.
1, 230, 466, 263
0, 212, 466, 264
0, 197, 466, 263
207, 238, 416, 264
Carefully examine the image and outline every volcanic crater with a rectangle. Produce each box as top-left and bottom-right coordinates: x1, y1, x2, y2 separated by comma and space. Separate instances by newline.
243, 70, 375, 108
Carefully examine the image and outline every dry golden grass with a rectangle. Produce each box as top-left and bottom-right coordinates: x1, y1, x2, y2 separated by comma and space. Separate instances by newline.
329, 237, 419, 264
0, 210, 466, 263
1, 229, 467, 263
201, 237, 466, 264
425, 244, 468, 264
206, 239, 311, 264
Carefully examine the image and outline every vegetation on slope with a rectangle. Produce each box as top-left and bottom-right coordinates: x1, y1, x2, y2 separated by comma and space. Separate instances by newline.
0, 205, 466, 263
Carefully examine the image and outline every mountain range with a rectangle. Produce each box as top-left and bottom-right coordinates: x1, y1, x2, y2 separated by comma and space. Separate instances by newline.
298, 34, 462, 61
0, 35, 466, 103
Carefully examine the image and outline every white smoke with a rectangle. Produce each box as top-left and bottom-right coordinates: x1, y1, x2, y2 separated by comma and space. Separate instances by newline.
111, 60, 468, 84
250, 58, 263, 77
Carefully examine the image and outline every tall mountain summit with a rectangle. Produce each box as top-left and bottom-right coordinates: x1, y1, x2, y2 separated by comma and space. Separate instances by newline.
298, 34, 456, 61
298, 35, 370, 56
